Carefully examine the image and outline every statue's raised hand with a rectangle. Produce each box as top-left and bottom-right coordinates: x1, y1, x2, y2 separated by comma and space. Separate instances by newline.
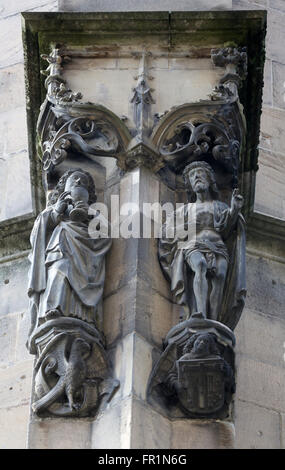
231, 188, 243, 212
54, 191, 71, 214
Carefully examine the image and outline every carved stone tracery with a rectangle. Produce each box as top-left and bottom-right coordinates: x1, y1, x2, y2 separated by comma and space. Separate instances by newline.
30, 44, 249, 420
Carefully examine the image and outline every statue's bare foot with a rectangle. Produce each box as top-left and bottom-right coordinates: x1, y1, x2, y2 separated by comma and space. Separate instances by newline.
45, 309, 61, 320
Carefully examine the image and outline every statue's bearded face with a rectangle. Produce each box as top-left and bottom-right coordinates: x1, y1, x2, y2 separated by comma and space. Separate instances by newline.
65, 171, 89, 203
188, 167, 210, 194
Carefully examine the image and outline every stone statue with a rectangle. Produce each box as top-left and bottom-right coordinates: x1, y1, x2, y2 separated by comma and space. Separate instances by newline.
158, 161, 246, 328
148, 161, 246, 419
27, 168, 118, 417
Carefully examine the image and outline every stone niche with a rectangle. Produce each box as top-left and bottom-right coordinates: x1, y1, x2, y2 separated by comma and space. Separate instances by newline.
22, 11, 266, 448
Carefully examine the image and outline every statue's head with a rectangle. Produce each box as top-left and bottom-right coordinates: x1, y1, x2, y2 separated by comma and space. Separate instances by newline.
54, 168, 97, 205
183, 332, 220, 359
182, 161, 219, 201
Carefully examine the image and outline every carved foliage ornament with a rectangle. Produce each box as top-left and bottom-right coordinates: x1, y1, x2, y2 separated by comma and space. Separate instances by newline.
160, 120, 240, 180
41, 115, 119, 171
38, 49, 124, 173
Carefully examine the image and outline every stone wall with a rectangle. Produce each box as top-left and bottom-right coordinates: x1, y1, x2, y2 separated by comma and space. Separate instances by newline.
0, 0, 285, 450
232, 0, 285, 449
233, 0, 285, 220
0, 0, 58, 449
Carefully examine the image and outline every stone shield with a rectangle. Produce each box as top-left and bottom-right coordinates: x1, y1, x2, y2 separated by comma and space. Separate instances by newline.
177, 356, 225, 416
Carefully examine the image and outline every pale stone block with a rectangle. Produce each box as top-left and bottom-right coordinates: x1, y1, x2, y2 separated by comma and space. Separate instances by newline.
0, 314, 18, 367
235, 308, 285, 369
133, 335, 153, 401
130, 398, 171, 449
104, 237, 132, 297
259, 107, 285, 154
272, 61, 285, 109
112, 333, 134, 403
0, 0, 57, 18
91, 397, 132, 449
117, 56, 140, 70
269, 0, 285, 12
169, 58, 214, 71
0, 64, 25, 113
0, 405, 30, 449
0, 15, 23, 68
28, 418, 92, 449
137, 237, 173, 301
63, 65, 223, 125
236, 355, 285, 412
262, 59, 272, 107
0, 257, 30, 317
244, 253, 285, 318
59, 0, 232, 12
254, 167, 285, 219
64, 57, 117, 71
149, 291, 182, 347
152, 68, 224, 115
15, 311, 34, 363
235, 400, 281, 449
0, 152, 32, 221
0, 108, 28, 156
104, 274, 180, 347
62, 68, 135, 123
171, 419, 235, 449
0, 360, 33, 409
266, 8, 285, 63
232, 0, 266, 8
111, 333, 153, 403
103, 280, 136, 346
281, 413, 285, 449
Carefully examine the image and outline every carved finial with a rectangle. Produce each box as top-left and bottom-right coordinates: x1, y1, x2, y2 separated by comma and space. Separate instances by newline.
130, 51, 155, 140
211, 46, 247, 102
41, 48, 82, 106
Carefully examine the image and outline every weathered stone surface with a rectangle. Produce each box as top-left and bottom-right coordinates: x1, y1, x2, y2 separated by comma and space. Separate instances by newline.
281, 413, 285, 449
131, 398, 171, 449
266, 8, 285, 63
235, 308, 285, 369
103, 281, 136, 346
236, 355, 285, 412
59, 0, 232, 12
104, 277, 180, 347
171, 419, 235, 449
260, 107, 285, 155
245, 253, 285, 318
0, 15, 23, 68
0, 314, 18, 367
0, 109, 28, 157
254, 150, 285, 220
0, 64, 25, 113
269, 0, 285, 12
235, 400, 281, 449
0, 152, 32, 221
0, 257, 30, 317
91, 397, 132, 449
110, 333, 153, 404
0, 0, 57, 18
262, 59, 273, 107
0, 405, 30, 449
28, 418, 92, 449
272, 61, 285, 109
0, 360, 33, 409
15, 311, 34, 363
232, 0, 266, 8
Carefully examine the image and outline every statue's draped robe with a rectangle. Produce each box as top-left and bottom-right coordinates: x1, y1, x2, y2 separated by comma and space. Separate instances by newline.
158, 201, 246, 329
28, 207, 111, 337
